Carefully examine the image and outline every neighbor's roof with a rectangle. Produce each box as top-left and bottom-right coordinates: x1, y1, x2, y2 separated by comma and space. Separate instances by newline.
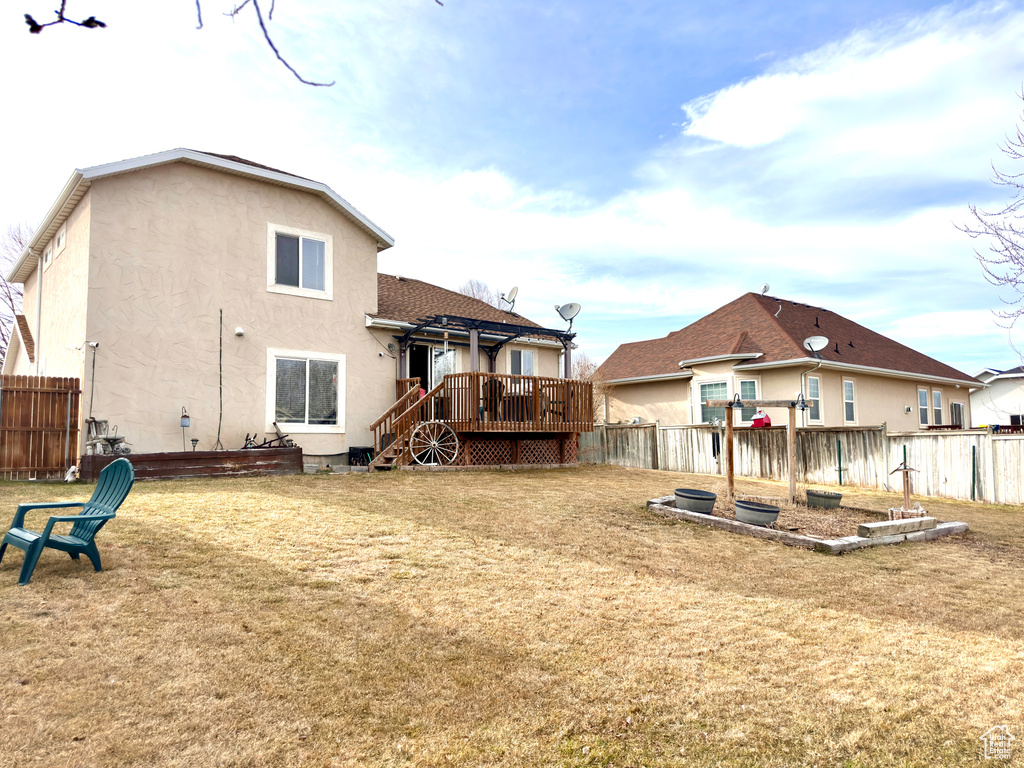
372, 274, 543, 329
599, 293, 980, 386
974, 365, 1024, 383
8, 148, 394, 283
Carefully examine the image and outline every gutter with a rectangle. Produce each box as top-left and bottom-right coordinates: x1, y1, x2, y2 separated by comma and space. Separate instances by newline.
732, 357, 980, 388
603, 371, 694, 385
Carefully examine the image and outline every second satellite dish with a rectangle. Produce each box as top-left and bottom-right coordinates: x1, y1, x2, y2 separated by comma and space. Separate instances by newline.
803, 336, 828, 353
500, 286, 518, 311
555, 302, 582, 332
556, 303, 581, 321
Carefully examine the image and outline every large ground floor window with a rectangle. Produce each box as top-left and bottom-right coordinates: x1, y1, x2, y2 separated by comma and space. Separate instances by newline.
266, 348, 346, 432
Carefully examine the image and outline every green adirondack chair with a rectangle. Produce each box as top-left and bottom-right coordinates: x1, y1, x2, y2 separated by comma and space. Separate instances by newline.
0, 458, 134, 586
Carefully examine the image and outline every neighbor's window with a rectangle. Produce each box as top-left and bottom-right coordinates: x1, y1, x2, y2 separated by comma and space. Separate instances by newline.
844, 380, 856, 423
807, 376, 821, 422
918, 388, 929, 426
739, 379, 758, 422
933, 391, 942, 426
267, 224, 332, 300
950, 402, 964, 428
55, 227, 66, 253
511, 349, 535, 376
700, 381, 728, 424
43, 245, 52, 270
267, 349, 345, 431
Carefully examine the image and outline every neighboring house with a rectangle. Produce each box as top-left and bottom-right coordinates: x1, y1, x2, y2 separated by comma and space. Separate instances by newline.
971, 366, 1024, 427
598, 292, 980, 430
2, 149, 578, 464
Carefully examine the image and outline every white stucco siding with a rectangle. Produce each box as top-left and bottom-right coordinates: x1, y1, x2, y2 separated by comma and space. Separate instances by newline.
83, 162, 391, 455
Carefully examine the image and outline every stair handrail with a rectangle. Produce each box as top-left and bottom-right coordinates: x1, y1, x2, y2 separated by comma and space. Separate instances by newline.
371, 381, 446, 464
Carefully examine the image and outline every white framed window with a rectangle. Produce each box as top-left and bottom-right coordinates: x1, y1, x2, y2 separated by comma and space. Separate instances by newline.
739, 379, 758, 423
55, 227, 66, 254
932, 391, 942, 426
266, 348, 345, 432
266, 224, 333, 300
843, 379, 856, 424
510, 348, 534, 376
699, 381, 728, 423
807, 376, 822, 423
918, 388, 929, 426
43, 245, 53, 271
950, 402, 965, 428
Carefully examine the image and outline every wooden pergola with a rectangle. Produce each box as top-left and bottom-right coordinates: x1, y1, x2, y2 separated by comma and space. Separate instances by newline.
707, 397, 808, 503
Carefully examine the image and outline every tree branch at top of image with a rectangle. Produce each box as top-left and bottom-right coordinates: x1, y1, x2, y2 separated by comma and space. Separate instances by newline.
23, 1, 445, 86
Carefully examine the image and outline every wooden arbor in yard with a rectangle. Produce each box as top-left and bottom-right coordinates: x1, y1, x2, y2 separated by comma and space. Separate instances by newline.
707, 396, 809, 504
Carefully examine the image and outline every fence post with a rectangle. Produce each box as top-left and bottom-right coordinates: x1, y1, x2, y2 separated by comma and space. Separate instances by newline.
971, 444, 976, 502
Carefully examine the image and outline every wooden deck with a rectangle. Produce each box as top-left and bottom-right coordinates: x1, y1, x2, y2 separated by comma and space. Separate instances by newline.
370, 373, 593, 468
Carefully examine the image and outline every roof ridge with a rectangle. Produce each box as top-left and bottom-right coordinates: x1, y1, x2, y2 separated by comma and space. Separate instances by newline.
748, 293, 809, 358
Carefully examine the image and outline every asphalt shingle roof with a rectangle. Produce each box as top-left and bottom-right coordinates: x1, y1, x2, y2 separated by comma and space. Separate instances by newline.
373, 275, 543, 329
598, 293, 978, 384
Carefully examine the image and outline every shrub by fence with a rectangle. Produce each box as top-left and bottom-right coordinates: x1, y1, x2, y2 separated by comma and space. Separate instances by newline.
580, 423, 1024, 505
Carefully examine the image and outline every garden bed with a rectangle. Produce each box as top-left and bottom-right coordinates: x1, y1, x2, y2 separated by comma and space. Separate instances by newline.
648, 490, 969, 553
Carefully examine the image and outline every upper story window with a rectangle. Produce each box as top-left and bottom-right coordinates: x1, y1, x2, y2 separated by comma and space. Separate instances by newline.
267, 224, 333, 300
918, 388, 929, 426
932, 391, 942, 426
55, 227, 66, 254
807, 376, 821, 423
511, 348, 534, 376
43, 245, 53, 271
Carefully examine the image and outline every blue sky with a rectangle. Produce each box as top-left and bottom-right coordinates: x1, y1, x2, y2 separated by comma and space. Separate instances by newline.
3, 0, 1024, 374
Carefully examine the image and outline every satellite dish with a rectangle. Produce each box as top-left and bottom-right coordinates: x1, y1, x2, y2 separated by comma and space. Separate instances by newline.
760, 283, 770, 296
804, 336, 828, 353
555, 302, 582, 332
500, 286, 518, 310
555, 303, 581, 322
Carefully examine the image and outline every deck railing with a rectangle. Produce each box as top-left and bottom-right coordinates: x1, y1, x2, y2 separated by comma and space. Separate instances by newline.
443, 373, 592, 434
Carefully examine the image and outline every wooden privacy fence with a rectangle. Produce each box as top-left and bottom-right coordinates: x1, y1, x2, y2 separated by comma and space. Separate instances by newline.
0, 375, 82, 479
580, 423, 1024, 505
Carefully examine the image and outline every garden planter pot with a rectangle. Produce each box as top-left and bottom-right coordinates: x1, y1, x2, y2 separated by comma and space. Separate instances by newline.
806, 489, 842, 509
674, 489, 717, 514
734, 499, 780, 527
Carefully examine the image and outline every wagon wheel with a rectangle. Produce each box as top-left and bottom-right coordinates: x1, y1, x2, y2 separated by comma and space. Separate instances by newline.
410, 421, 459, 466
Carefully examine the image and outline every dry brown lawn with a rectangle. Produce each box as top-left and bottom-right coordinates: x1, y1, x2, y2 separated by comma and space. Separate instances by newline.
0, 465, 1022, 767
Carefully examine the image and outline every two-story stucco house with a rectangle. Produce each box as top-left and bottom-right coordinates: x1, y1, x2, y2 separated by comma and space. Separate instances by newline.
3, 149, 581, 465
598, 292, 980, 430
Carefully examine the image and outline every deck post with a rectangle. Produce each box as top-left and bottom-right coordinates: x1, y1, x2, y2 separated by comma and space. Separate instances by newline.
470, 329, 479, 372
563, 340, 573, 379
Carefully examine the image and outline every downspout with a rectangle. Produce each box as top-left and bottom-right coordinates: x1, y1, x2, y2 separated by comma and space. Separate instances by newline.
34, 248, 42, 375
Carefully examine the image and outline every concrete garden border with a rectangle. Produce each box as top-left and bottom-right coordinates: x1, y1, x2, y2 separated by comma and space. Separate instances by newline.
647, 495, 968, 554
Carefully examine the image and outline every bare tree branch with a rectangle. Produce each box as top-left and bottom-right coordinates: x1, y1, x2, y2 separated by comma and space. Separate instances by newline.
0, 225, 30, 362
458, 280, 502, 308
22, 0, 453, 86
959, 89, 1024, 347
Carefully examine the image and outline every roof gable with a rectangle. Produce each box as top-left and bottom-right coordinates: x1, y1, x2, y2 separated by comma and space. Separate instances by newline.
9, 149, 394, 284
